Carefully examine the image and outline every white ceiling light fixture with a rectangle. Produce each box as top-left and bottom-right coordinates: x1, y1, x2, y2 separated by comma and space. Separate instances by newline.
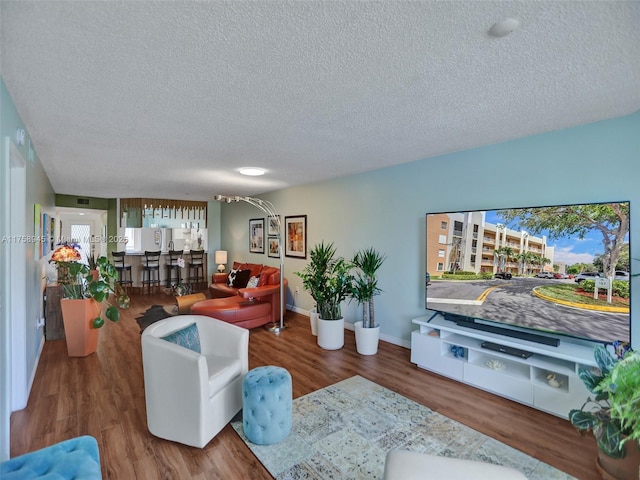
239, 167, 266, 176
488, 18, 520, 38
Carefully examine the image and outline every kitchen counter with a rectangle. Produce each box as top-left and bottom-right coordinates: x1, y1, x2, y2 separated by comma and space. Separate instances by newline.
123, 250, 209, 255
119, 251, 208, 289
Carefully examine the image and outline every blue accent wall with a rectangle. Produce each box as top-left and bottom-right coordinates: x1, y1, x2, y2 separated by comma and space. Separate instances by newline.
221, 111, 640, 349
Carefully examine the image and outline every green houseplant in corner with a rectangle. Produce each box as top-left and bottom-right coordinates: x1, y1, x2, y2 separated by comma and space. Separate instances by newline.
296, 241, 353, 350
350, 247, 386, 355
294, 240, 335, 336
52, 243, 130, 357
569, 344, 640, 480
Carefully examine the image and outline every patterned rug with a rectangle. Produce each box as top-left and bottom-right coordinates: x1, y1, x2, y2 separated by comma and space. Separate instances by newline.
231, 375, 574, 480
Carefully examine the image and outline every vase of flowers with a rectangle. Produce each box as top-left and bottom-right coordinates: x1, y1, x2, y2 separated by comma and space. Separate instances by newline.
51, 243, 130, 357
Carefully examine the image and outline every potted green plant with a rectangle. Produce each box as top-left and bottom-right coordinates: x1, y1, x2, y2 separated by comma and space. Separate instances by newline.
350, 247, 385, 355
294, 240, 336, 336
51, 243, 130, 357
295, 241, 352, 349
569, 344, 640, 480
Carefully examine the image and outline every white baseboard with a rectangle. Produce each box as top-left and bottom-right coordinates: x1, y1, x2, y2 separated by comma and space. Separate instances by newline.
286, 304, 410, 349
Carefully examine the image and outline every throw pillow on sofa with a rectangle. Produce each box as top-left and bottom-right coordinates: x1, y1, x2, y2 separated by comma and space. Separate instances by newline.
227, 268, 239, 286
228, 269, 251, 288
246, 275, 260, 288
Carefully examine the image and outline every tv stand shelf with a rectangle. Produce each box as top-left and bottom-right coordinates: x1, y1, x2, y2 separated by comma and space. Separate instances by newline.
411, 313, 597, 418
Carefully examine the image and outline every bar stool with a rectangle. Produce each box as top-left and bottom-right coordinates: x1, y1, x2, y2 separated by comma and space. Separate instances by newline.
112, 251, 133, 291
141, 250, 161, 295
187, 250, 205, 289
165, 250, 183, 287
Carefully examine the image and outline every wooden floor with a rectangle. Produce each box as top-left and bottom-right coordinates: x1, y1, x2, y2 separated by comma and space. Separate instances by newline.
11, 293, 599, 479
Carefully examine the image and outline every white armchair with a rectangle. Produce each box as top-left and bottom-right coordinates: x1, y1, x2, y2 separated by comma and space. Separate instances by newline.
383, 450, 528, 480
141, 314, 249, 448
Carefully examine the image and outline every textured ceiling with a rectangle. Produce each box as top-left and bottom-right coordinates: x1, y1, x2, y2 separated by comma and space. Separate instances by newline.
1, 1, 639, 200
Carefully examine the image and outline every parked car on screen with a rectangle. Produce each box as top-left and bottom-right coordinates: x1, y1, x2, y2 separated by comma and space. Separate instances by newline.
614, 271, 630, 281
535, 272, 554, 279
553, 273, 567, 279
494, 272, 512, 279
575, 271, 602, 283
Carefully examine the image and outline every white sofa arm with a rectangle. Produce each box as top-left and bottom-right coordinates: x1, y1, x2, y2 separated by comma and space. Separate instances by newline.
383, 450, 528, 480
194, 316, 249, 373
141, 334, 209, 412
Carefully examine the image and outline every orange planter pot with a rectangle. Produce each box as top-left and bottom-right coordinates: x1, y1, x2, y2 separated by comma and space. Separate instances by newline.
596, 440, 640, 480
60, 298, 100, 357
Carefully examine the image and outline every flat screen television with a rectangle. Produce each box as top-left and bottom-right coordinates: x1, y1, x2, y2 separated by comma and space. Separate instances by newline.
425, 201, 631, 346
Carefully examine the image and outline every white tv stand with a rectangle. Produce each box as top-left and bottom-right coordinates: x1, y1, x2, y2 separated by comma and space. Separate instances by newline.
411, 313, 598, 418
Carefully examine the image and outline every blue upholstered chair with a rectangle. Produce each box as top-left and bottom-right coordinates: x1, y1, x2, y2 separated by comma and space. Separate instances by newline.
0, 435, 101, 479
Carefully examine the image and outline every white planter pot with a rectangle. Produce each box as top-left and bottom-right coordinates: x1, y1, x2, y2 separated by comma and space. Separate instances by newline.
317, 317, 344, 350
309, 307, 319, 336
354, 321, 380, 355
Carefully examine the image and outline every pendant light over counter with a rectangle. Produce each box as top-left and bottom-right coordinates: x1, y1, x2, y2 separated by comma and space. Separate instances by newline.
119, 198, 208, 224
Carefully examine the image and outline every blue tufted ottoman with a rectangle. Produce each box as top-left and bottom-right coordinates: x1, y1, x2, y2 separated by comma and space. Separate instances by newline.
242, 366, 292, 445
0, 435, 101, 479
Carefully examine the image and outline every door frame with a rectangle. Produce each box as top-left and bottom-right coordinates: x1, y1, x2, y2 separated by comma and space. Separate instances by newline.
1, 137, 27, 459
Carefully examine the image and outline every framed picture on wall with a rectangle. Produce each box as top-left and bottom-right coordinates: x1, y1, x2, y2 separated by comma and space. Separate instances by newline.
42, 213, 49, 256
34, 203, 41, 258
285, 215, 307, 259
49, 216, 56, 252
249, 218, 264, 254
268, 236, 280, 258
268, 215, 280, 236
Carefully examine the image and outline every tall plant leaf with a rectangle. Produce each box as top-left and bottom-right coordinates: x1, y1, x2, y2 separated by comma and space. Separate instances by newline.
594, 345, 617, 376
578, 365, 605, 393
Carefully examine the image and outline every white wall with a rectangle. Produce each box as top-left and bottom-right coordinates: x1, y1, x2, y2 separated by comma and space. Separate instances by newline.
220, 111, 640, 350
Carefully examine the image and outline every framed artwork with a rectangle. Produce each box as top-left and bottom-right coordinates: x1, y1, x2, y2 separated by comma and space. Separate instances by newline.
285, 215, 307, 259
267, 236, 280, 258
268, 215, 280, 236
34, 203, 41, 258
49, 216, 56, 252
249, 218, 265, 254
42, 213, 50, 256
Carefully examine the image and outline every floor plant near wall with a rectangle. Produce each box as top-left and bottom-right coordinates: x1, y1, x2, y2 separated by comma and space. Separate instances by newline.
350, 247, 386, 355
52, 244, 130, 357
569, 343, 639, 480
295, 241, 352, 350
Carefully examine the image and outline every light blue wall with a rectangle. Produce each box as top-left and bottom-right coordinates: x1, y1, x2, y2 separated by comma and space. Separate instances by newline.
0, 79, 56, 397
220, 111, 640, 349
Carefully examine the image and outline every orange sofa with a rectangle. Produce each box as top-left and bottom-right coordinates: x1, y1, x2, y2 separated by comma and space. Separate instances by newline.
191, 262, 287, 329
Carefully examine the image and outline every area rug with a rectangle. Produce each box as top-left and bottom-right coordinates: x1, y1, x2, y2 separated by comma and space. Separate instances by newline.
231, 375, 574, 480
135, 304, 176, 333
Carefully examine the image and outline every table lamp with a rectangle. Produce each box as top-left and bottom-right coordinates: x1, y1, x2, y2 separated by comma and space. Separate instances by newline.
215, 250, 228, 273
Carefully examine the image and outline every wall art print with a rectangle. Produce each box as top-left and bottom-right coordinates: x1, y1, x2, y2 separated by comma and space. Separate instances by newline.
249, 218, 265, 254
285, 215, 307, 259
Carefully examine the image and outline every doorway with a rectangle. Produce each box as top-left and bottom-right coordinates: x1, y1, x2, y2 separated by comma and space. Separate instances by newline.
56, 207, 107, 262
